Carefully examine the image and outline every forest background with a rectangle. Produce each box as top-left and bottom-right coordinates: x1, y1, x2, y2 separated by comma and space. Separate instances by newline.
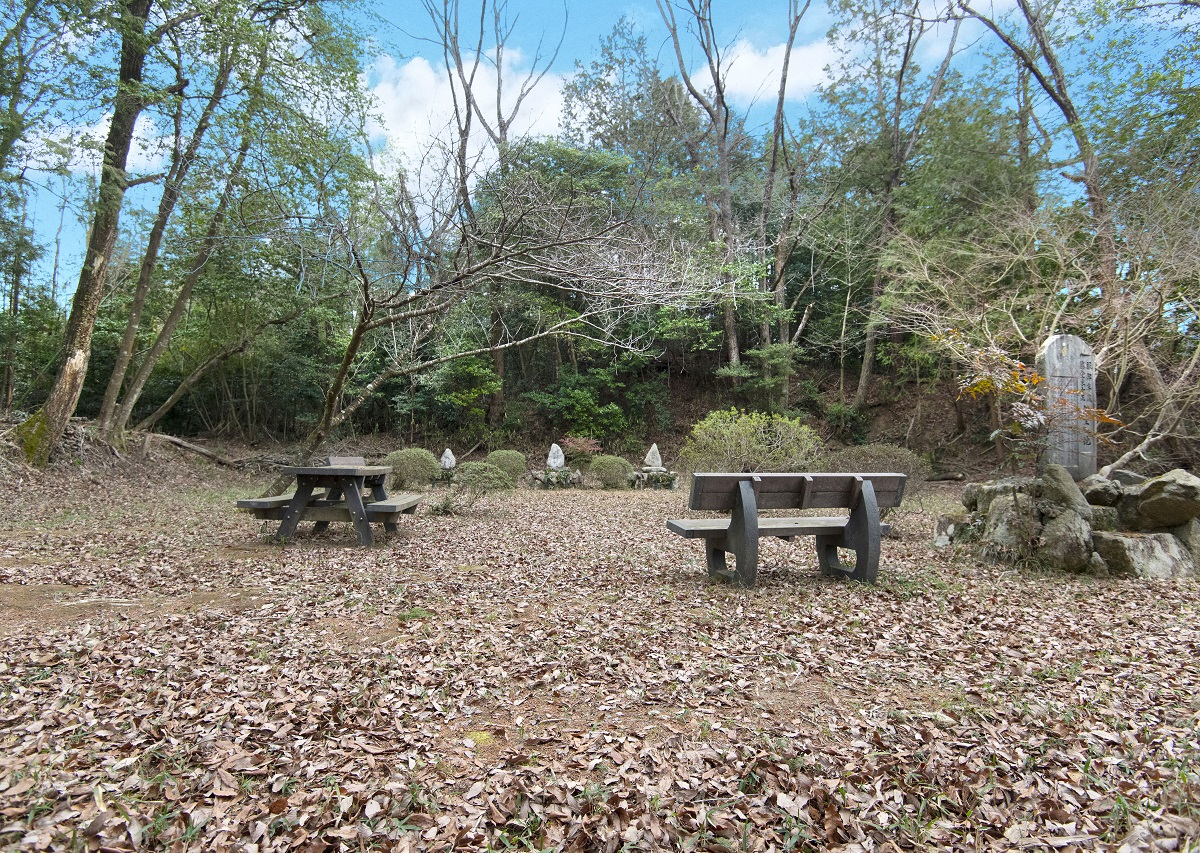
2, 0, 1198, 473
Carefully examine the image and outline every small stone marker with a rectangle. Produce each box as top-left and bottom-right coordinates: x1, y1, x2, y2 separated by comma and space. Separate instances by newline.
634, 442, 677, 489
1036, 334, 1097, 479
547, 443, 566, 470
440, 448, 456, 470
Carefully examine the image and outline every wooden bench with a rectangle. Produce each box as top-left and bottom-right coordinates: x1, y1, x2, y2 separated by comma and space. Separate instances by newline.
667, 472, 907, 586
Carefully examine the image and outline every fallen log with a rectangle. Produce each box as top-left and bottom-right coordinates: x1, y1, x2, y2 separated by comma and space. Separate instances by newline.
149, 433, 240, 468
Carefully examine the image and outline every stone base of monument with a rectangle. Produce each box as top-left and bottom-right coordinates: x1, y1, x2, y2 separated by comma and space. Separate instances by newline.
632, 469, 678, 489
530, 468, 582, 488
937, 464, 1200, 578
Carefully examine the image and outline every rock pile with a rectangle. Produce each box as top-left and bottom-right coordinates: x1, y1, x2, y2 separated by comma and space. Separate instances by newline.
936, 464, 1199, 578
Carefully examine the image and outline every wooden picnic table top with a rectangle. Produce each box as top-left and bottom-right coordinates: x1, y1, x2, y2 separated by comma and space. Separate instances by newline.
281, 464, 392, 478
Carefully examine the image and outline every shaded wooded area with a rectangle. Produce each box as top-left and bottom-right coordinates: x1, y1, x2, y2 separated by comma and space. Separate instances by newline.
2, 0, 1198, 470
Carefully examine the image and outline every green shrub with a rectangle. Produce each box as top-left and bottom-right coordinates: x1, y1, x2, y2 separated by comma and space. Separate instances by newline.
455, 461, 516, 492
677, 409, 823, 472
523, 369, 628, 440
384, 448, 440, 489
429, 462, 516, 515
589, 454, 634, 488
819, 444, 932, 493
485, 449, 527, 481
825, 402, 869, 444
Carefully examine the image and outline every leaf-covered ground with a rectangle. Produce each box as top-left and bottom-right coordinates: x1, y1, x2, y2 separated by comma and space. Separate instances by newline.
1, 454, 1198, 851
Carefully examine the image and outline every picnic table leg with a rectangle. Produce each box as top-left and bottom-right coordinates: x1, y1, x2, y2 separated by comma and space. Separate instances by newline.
815, 480, 881, 583
312, 485, 343, 533
343, 477, 373, 547
368, 478, 398, 532
276, 479, 316, 543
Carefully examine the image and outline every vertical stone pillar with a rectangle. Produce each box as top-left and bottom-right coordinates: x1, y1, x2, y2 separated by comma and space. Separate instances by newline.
1036, 334, 1097, 479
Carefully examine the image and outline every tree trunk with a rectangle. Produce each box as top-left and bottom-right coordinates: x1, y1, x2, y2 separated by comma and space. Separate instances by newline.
852, 269, 886, 410
487, 313, 505, 426
17, 0, 153, 466
988, 393, 1005, 465
265, 313, 372, 496
2, 245, 18, 414
109, 63, 261, 436
97, 49, 232, 437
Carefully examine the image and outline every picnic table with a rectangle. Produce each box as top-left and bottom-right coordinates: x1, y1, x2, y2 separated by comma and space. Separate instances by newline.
236, 456, 421, 547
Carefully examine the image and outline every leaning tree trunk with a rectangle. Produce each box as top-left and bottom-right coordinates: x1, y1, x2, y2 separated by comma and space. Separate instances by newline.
97, 48, 232, 439
16, 0, 154, 466
109, 97, 257, 436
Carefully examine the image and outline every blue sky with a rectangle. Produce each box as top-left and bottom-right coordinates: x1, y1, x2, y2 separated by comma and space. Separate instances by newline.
24, 0, 983, 294
358, 0, 851, 159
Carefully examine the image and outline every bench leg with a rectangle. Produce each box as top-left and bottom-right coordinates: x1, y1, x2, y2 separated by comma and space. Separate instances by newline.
813, 481, 881, 583
370, 482, 400, 532
728, 480, 759, 586
705, 481, 759, 587
706, 538, 729, 579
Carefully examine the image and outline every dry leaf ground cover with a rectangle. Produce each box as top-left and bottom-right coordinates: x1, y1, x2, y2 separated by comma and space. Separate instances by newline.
1, 453, 1198, 852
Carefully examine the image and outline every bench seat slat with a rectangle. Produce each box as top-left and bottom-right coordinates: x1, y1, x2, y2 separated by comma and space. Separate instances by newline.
364, 494, 422, 514
667, 516, 891, 539
235, 495, 294, 510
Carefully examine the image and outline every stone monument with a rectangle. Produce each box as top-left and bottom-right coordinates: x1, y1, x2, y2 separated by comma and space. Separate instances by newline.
531, 443, 577, 487
633, 442, 678, 489
440, 448, 456, 470
1036, 334, 1097, 479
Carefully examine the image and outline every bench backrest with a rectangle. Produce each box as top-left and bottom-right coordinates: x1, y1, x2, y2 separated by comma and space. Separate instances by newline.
325, 455, 366, 466
688, 472, 906, 512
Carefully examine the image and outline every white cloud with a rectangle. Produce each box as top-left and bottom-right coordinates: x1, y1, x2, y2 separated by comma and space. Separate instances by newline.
707, 38, 837, 105
366, 51, 565, 173
29, 113, 168, 176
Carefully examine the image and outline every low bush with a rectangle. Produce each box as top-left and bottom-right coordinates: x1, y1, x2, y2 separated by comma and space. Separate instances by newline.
455, 461, 516, 492
825, 402, 869, 444
589, 454, 634, 488
559, 435, 601, 469
677, 409, 823, 472
384, 447, 440, 489
429, 462, 515, 515
485, 449, 527, 481
819, 444, 932, 492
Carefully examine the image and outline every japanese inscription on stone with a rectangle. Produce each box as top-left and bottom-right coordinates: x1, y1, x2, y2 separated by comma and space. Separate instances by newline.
1036, 334, 1097, 479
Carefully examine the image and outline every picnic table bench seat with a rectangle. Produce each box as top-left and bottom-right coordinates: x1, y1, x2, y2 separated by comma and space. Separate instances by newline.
667, 472, 907, 586
236, 492, 421, 523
